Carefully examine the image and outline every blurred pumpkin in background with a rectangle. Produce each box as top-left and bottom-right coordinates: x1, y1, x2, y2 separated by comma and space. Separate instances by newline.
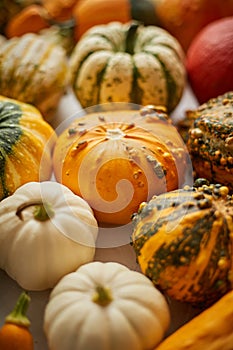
186, 16, 233, 104
4, 0, 233, 53
72, 0, 160, 41
153, 0, 233, 51
0, 0, 35, 34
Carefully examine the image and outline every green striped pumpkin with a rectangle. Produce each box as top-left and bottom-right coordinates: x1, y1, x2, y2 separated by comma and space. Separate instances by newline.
69, 21, 186, 112
0, 33, 69, 121
131, 179, 233, 307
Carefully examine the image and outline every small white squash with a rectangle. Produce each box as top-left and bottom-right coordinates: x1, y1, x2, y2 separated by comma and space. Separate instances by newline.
44, 261, 171, 350
0, 181, 98, 291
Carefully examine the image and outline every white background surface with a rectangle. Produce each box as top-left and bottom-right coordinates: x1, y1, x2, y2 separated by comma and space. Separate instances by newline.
0, 85, 200, 350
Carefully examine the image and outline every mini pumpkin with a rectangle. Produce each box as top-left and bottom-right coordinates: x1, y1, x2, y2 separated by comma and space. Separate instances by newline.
0, 181, 98, 290
131, 178, 233, 307
153, 0, 233, 52
69, 21, 186, 113
0, 95, 56, 200
44, 261, 171, 350
53, 105, 190, 225
0, 33, 69, 120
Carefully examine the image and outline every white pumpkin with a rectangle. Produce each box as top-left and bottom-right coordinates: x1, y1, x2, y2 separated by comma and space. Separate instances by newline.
44, 261, 171, 350
0, 181, 98, 290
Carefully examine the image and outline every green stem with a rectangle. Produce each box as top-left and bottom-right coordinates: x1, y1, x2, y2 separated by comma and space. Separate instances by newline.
125, 21, 140, 55
33, 202, 55, 221
5, 292, 31, 328
92, 285, 113, 307
16, 201, 55, 221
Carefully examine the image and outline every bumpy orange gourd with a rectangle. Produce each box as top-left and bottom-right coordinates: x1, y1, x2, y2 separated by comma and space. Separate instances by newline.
0, 95, 57, 200
53, 106, 190, 225
178, 92, 233, 190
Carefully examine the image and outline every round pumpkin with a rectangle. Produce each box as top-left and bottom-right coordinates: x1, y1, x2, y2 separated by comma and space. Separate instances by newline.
44, 261, 171, 350
186, 17, 233, 104
0, 95, 57, 200
131, 178, 233, 307
0, 33, 69, 120
53, 105, 191, 225
0, 181, 98, 290
69, 21, 186, 113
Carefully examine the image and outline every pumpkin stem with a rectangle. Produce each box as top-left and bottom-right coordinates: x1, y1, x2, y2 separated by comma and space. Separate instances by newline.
125, 21, 140, 55
5, 292, 31, 328
92, 285, 113, 307
16, 201, 55, 221
33, 202, 55, 221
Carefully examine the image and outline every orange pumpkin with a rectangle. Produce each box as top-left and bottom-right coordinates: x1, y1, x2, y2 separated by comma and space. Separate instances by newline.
153, 0, 233, 51
53, 106, 191, 225
72, 0, 158, 41
5, 0, 160, 43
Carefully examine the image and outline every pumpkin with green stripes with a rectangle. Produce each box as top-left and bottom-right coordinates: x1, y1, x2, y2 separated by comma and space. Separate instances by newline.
0, 95, 57, 200
0, 33, 69, 121
131, 179, 233, 307
69, 21, 186, 113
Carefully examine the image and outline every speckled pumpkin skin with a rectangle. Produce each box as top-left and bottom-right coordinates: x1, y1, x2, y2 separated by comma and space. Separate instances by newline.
179, 92, 233, 190
131, 179, 233, 307
53, 105, 190, 225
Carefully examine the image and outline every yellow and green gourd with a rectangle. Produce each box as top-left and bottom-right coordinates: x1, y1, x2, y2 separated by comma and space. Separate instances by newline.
0, 95, 56, 200
131, 178, 233, 307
